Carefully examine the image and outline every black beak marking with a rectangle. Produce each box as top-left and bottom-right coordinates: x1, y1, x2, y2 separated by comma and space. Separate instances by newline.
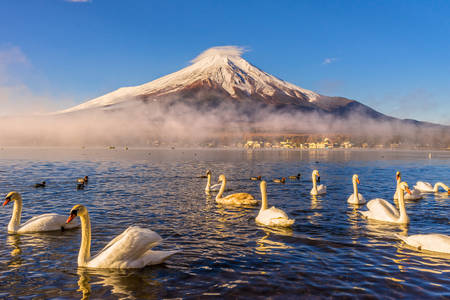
70, 210, 78, 216
317, 176, 321, 183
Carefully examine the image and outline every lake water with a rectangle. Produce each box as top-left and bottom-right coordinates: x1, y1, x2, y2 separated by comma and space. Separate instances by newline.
0, 148, 449, 299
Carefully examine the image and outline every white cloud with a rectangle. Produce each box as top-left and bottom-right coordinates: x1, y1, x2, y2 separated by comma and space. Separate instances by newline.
191, 46, 248, 63
322, 57, 337, 65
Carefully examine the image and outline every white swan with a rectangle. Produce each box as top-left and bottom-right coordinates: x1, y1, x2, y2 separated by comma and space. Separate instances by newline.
310, 170, 326, 195
255, 181, 294, 227
414, 181, 449, 194
215, 174, 258, 206
393, 171, 422, 200
397, 234, 450, 254
66, 204, 178, 268
2, 191, 80, 234
360, 182, 411, 224
347, 174, 366, 204
204, 170, 223, 193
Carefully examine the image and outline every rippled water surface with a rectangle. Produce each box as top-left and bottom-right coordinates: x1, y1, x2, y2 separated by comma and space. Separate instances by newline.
0, 148, 449, 299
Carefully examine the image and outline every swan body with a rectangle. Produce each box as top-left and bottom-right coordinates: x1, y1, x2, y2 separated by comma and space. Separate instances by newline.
215, 174, 257, 206
3, 191, 80, 234
360, 182, 411, 224
347, 174, 366, 204
414, 181, 449, 193
397, 234, 450, 254
255, 181, 294, 227
310, 170, 326, 195
393, 172, 423, 200
66, 204, 178, 268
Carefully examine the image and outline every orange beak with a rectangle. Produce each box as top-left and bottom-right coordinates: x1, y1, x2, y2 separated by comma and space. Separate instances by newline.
66, 214, 76, 224
405, 187, 412, 195
356, 178, 360, 184
3, 198, 11, 206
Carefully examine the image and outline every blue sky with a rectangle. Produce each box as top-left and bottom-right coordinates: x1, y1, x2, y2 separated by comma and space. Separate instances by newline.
0, 0, 449, 124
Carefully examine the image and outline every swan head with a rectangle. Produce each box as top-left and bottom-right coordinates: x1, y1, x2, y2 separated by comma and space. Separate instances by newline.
3, 191, 21, 206
66, 204, 87, 223
352, 174, 360, 184
217, 174, 226, 183
312, 170, 320, 183
399, 182, 411, 194
260, 180, 267, 190
206, 170, 211, 176
396, 171, 401, 181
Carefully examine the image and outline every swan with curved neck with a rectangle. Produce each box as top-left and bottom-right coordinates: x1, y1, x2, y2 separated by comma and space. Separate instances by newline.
310, 170, 326, 195
360, 182, 411, 224
215, 174, 257, 205
256, 181, 294, 227
397, 233, 450, 254
347, 174, 366, 204
394, 171, 422, 200
2, 191, 80, 234
204, 170, 222, 193
66, 204, 178, 268
414, 181, 450, 194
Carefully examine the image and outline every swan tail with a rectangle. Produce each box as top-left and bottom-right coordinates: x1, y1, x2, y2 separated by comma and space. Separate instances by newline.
142, 250, 180, 266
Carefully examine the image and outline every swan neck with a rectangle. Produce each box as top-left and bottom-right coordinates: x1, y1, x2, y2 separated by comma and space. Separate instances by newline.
205, 173, 211, 191
353, 179, 359, 201
312, 174, 317, 191
397, 190, 408, 223
215, 178, 226, 201
260, 184, 268, 211
78, 212, 91, 266
434, 182, 449, 192
8, 196, 22, 232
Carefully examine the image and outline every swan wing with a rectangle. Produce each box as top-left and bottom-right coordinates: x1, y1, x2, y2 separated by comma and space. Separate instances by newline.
317, 185, 327, 194
404, 189, 423, 200
414, 181, 433, 192
256, 207, 294, 227
88, 226, 164, 268
347, 193, 366, 204
17, 213, 80, 233
362, 198, 399, 222
398, 234, 450, 254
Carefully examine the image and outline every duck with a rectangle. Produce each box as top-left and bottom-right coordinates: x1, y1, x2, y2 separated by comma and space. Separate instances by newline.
397, 233, 450, 254
288, 173, 301, 180
413, 181, 449, 194
360, 182, 411, 224
77, 176, 89, 184
215, 174, 258, 206
66, 204, 178, 268
2, 191, 80, 234
34, 181, 46, 188
255, 181, 294, 227
250, 175, 262, 181
347, 174, 366, 204
393, 171, 422, 200
310, 170, 326, 195
204, 170, 226, 193
273, 177, 286, 184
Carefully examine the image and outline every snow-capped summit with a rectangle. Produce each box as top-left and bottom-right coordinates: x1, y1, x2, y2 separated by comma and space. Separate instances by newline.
61, 46, 326, 113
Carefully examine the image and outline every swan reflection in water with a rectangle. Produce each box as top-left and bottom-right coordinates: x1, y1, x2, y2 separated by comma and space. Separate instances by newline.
364, 220, 408, 245
255, 227, 293, 254
7, 235, 23, 268
77, 267, 163, 300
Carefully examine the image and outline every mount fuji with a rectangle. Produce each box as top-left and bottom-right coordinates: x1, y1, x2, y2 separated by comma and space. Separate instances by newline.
60, 46, 386, 119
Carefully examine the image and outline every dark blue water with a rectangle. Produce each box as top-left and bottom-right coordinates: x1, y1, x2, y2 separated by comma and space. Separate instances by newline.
0, 148, 449, 299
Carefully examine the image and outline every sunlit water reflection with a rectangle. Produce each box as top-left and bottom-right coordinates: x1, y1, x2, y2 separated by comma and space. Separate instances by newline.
0, 148, 449, 298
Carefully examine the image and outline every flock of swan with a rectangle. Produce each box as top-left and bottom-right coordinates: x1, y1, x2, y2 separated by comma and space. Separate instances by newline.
2, 169, 449, 270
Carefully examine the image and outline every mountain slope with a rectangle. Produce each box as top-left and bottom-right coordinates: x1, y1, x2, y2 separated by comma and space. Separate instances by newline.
60, 46, 364, 115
